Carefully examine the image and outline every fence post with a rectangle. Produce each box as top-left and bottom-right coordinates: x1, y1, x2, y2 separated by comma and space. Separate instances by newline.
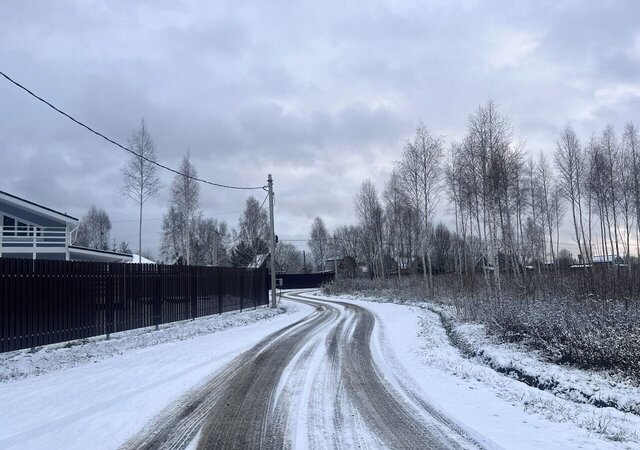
240, 270, 243, 313
264, 268, 268, 306
190, 266, 197, 320
253, 270, 258, 310
154, 267, 161, 331
106, 263, 114, 339
218, 268, 223, 315
106, 263, 113, 340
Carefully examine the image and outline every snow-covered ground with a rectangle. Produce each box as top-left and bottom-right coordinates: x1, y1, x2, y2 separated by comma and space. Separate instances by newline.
1, 304, 297, 383
0, 300, 311, 450
2, 290, 639, 449
444, 308, 640, 416
308, 292, 640, 449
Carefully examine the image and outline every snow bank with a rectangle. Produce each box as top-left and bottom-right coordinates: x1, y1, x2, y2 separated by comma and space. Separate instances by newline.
0, 303, 298, 383
0, 300, 312, 450
311, 292, 640, 448
436, 305, 640, 416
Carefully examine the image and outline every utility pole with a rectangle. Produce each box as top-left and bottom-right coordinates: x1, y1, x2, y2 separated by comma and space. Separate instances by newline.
268, 174, 277, 308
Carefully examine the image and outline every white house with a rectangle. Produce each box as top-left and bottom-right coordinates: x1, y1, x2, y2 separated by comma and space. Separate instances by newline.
0, 190, 132, 263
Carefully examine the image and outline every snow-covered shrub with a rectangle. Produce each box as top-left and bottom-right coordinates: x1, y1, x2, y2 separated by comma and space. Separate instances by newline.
323, 272, 640, 381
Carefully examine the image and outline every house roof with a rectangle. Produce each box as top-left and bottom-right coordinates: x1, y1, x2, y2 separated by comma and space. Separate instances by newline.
247, 253, 269, 269
0, 190, 78, 223
592, 255, 623, 263
129, 254, 156, 264
69, 245, 133, 262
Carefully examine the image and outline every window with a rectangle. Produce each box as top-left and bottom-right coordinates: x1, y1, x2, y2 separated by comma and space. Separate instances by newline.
3, 215, 15, 236
1, 215, 41, 238
17, 221, 28, 237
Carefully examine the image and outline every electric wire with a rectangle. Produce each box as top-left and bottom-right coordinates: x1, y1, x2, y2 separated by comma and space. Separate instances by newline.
226, 193, 270, 248
0, 70, 266, 191
111, 210, 244, 223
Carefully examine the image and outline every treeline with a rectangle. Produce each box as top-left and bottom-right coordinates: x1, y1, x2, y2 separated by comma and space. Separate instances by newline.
325, 101, 640, 298
157, 155, 307, 270
323, 102, 640, 378
157, 155, 287, 268
74, 118, 300, 269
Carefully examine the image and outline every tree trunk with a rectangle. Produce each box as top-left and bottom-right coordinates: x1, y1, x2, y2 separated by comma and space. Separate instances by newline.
138, 194, 143, 261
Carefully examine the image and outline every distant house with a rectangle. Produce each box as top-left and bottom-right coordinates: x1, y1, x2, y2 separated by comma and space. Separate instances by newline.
247, 253, 270, 270
129, 254, 156, 264
0, 190, 132, 263
474, 256, 494, 273
325, 257, 344, 272
592, 255, 625, 265
524, 258, 556, 271
387, 256, 412, 276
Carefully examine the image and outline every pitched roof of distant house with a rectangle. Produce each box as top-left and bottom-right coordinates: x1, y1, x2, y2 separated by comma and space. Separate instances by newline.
68, 245, 133, 263
129, 254, 156, 264
247, 253, 269, 269
592, 255, 624, 263
0, 190, 78, 223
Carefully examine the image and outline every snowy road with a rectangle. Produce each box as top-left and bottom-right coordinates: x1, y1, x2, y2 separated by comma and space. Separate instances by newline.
123, 291, 480, 449
3, 291, 630, 449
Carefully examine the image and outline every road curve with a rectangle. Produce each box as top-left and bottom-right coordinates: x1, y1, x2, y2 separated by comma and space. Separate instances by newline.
122, 291, 482, 450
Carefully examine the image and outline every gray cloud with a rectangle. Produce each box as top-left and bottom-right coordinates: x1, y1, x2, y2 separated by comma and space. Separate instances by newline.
1, 0, 639, 256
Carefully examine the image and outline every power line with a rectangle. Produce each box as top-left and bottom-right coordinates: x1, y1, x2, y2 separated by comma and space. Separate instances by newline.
0, 70, 266, 191
226, 193, 270, 248
259, 193, 269, 211
111, 210, 244, 223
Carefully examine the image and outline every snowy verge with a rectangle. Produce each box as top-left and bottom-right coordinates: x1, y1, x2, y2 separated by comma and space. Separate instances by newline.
428, 303, 640, 416
0, 303, 299, 383
0, 299, 313, 450
315, 291, 640, 447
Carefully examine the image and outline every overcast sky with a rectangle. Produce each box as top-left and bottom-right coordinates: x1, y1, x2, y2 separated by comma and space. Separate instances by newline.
2, 0, 639, 256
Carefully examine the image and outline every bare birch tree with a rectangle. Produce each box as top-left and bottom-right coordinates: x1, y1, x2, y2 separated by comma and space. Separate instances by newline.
355, 180, 385, 278
399, 124, 443, 292
600, 125, 621, 261
275, 242, 303, 273
383, 169, 411, 278
623, 123, 640, 260
121, 119, 161, 259
164, 152, 200, 265
538, 153, 556, 267
555, 125, 589, 264
75, 206, 112, 250
334, 225, 361, 277
308, 217, 329, 271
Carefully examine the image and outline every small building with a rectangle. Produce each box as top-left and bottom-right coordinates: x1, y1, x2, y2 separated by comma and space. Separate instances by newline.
129, 254, 156, 264
325, 257, 344, 271
387, 256, 412, 276
247, 253, 270, 270
592, 255, 625, 265
474, 256, 495, 273
0, 190, 132, 263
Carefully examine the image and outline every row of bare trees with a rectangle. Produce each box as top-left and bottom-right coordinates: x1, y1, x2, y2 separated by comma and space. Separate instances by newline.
556, 123, 640, 267
120, 119, 260, 266
326, 101, 640, 297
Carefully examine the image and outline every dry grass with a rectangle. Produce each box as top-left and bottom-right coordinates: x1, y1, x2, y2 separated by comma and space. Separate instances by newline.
324, 271, 640, 381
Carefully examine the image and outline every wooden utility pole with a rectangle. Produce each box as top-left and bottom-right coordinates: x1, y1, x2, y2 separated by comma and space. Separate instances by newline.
268, 174, 277, 308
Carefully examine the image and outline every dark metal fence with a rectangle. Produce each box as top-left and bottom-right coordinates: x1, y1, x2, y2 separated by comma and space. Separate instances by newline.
0, 258, 268, 353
